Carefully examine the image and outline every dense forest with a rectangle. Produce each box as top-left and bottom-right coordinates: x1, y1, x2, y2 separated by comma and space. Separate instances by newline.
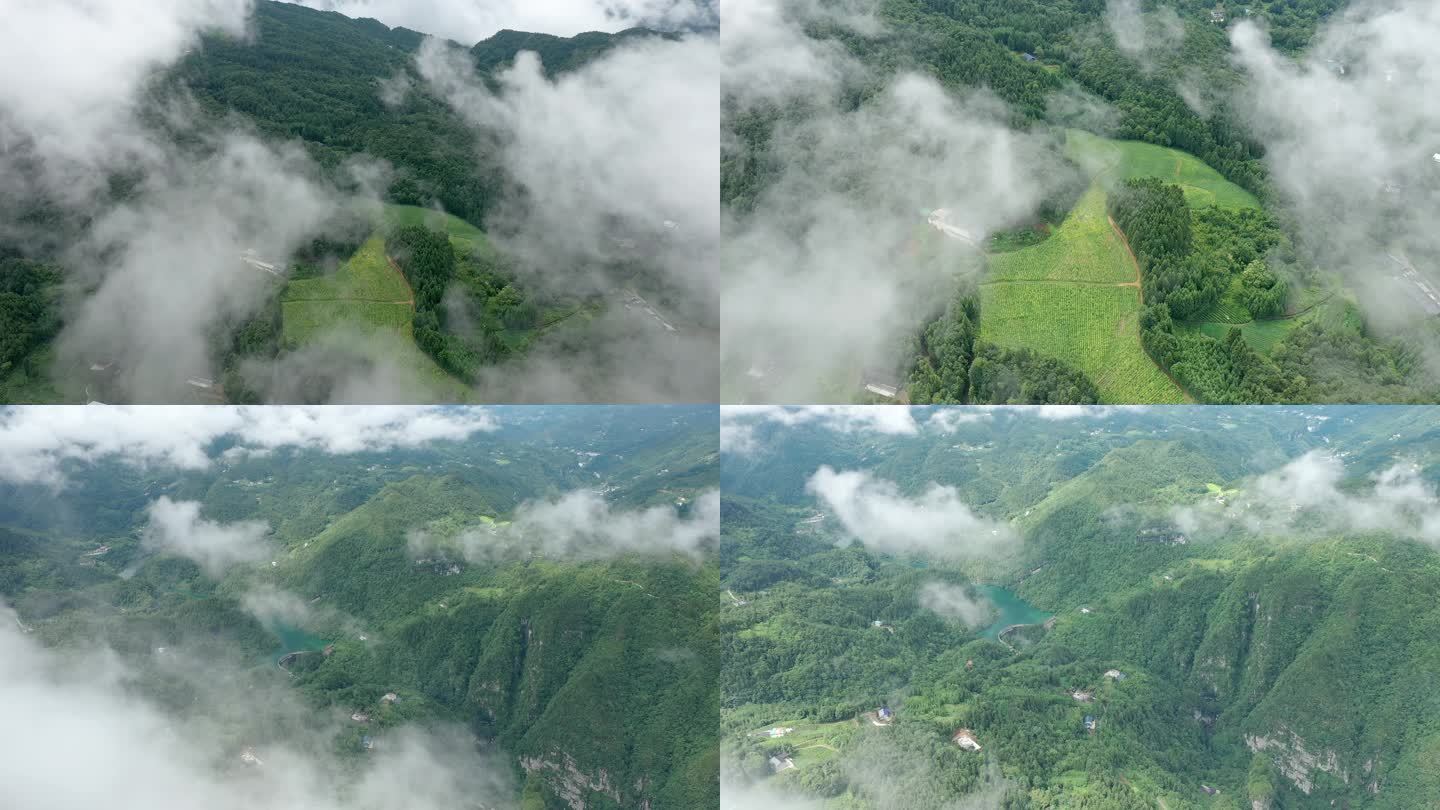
720, 406, 1440, 808
0, 407, 719, 809
1108, 177, 1434, 404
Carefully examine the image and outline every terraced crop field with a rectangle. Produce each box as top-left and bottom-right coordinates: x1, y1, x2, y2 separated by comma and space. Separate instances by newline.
1067, 130, 1261, 212
1184, 318, 1303, 354
976, 131, 1280, 402
979, 281, 1188, 404
382, 203, 492, 256
281, 235, 412, 345
987, 187, 1135, 284
279, 231, 473, 401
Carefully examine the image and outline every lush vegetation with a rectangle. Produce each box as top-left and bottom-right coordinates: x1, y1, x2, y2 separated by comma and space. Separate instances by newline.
721, 406, 1440, 808
0, 407, 719, 808
0, 259, 61, 383
1, 0, 657, 403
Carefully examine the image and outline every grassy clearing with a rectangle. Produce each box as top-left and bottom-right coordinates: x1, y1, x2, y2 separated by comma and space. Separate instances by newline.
382, 204, 491, 256
976, 130, 1266, 403
1067, 130, 1261, 211
980, 282, 1188, 403
281, 234, 414, 346
284, 235, 410, 304
988, 186, 1135, 284
752, 719, 854, 774
280, 299, 414, 345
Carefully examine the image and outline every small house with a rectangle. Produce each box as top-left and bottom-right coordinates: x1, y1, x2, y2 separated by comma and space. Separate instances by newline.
361, 735, 374, 751
952, 729, 982, 751
863, 381, 899, 399
1210, 7, 1227, 24
1084, 715, 1097, 732
768, 755, 795, 772
381, 692, 399, 704
239, 747, 264, 766
1023, 53, 1037, 63
1200, 784, 1218, 796
1072, 690, 1094, 703
1104, 669, 1126, 681
351, 711, 370, 723
878, 706, 893, 721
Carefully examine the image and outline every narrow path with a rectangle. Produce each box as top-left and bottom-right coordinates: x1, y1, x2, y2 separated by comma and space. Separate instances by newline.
384, 255, 416, 307
1107, 215, 1144, 301
981, 278, 1140, 288
1107, 213, 1197, 402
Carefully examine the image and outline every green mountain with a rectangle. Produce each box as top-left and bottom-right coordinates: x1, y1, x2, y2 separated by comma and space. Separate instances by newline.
721, 406, 1440, 808
0, 1, 681, 404
0, 405, 719, 809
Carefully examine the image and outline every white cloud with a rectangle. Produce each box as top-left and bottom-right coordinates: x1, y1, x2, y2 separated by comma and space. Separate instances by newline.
1106, 0, 1184, 70
1031, 405, 1148, 420
720, 780, 826, 810
0, 0, 252, 201
413, 32, 718, 401
917, 582, 993, 628
142, 497, 271, 576
806, 467, 1018, 558
1172, 451, 1440, 546
283, 0, 714, 43
0, 406, 498, 485
722, 12, 1074, 401
460, 488, 719, 562
723, 405, 919, 445
924, 409, 993, 434
0, 601, 516, 810
1227, 3, 1440, 342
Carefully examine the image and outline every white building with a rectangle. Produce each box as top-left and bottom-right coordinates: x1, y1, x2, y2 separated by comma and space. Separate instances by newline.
864, 382, 899, 399
926, 209, 980, 246
953, 729, 982, 751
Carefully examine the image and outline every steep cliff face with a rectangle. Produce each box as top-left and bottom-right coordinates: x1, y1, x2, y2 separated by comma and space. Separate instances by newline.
1245, 728, 1347, 794
1045, 538, 1440, 807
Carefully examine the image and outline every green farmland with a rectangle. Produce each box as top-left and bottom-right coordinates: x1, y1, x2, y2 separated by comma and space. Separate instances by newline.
977, 131, 1273, 403
281, 234, 412, 345
279, 213, 477, 401
381, 204, 492, 257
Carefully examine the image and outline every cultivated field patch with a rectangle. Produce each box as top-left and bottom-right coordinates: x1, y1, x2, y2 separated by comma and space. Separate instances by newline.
979, 282, 1188, 404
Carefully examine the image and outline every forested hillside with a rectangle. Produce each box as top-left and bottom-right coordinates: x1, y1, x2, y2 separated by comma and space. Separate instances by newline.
723, 0, 1440, 406
721, 406, 1440, 808
0, 0, 689, 404
0, 406, 719, 809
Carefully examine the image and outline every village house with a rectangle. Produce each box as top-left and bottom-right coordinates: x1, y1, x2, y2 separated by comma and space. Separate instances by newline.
768, 755, 796, 773
361, 735, 374, 751
952, 729, 982, 751
764, 727, 794, 739
1072, 690, 1094, 703
239, 747, 264, 766
381, 692, 400, 704
1084, 715, 1097, 732
351, 711, 370, 723
1104, 669, 1126, 681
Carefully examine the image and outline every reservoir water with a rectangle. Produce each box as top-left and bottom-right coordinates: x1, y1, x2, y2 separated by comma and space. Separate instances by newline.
976, 585, 1052, 640
270, 622, 327, 664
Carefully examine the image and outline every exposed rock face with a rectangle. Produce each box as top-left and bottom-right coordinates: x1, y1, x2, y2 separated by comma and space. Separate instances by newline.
520, 751, 624, 809
1245, 727, 1348, 795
